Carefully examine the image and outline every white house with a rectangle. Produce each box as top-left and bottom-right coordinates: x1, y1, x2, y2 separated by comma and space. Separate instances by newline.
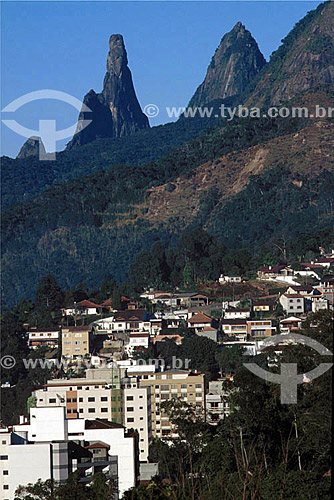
219, 275, 242, 284
28, 328, 59, 349
125, 333, 150, 356
279, 293, 305, 315
224, 307, 251, 319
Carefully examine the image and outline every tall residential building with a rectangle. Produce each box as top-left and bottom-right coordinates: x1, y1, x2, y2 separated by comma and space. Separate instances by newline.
33, 368, 153, 463
206, 380, 232, 424
34, 367, 123, 424
61, 326, 91, 358
9, 407, 135, 499
123, 377, 152, 462
137, 369, 205, 439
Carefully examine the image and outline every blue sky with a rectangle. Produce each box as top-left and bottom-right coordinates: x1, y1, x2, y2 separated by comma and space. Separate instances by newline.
1, 1, 323, 157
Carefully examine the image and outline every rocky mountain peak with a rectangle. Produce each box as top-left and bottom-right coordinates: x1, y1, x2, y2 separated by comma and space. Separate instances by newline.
67, 34, 149, 149
17, 136, 46, 159
106, 34, 128, 74
189, 22, 266, 106
246, 1, 334, 107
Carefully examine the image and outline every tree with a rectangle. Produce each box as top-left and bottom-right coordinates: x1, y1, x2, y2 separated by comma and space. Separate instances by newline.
112, 286, 122, 310
35, 275, 63, 312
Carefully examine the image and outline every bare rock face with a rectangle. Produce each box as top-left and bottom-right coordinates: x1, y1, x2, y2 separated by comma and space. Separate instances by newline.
17, 137, 46, 159
189, 22, 266, 106
246, 1, 334, 107
68, 34, 149, 148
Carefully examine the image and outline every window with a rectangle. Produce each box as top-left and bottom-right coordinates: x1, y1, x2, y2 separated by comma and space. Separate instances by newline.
140, 416, 144, 420
140, 428, 144, 431
195, 384, 202, 388
79, 409, 83, 413
79, 397, 83, 402
181, 384, 187, 389
88, 408, 95, 413
66, 398, 71, 403
101, 408, 108, 413
49, 398, 56, 403
88, 397, 95, 402
77, 386, 82, 390
3, 485, 9, 490
67, 409, 72, 414
161, 385, 169, 391
127, 417, 134, 423
72, 398, 77, 403
94, 385, 99, 389
139, 406, 143, 410
139, 395, 143, 399
101, 397, 108, 402
2, 441, 6, 445
3, 471, 8, 475
126, 396, 134, 401
0, 456, 8, 460
127, 407, 134, 412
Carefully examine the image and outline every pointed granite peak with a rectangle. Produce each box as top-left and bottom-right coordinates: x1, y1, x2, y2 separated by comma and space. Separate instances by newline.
17, 136, 46, 159
189, 23, 265, 106
67, 34, 149, 149
232, 21, 245, 31
106, 34, 128, 74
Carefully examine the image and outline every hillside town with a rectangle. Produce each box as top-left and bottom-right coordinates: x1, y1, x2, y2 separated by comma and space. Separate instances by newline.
1, 250, 333, 499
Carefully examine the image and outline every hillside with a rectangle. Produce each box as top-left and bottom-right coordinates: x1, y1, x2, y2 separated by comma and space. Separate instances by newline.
244, 1, 334, 106
1, 116, 216, 208
2, 87, 334, 308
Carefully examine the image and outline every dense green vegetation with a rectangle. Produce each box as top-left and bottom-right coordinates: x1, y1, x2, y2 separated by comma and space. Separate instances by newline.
14, 472, 114, 500
1, 114, 217, 208
206, 166, 334, 246
126, 311, 333, 499
2, 112, 319, 308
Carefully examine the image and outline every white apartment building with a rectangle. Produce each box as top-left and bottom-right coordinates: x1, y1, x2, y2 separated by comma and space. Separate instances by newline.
206, 380, 231, 424
12, 407, 136, 498
0, 426, 69, 500
123, 379, 152, 462
34, 368, 123, 425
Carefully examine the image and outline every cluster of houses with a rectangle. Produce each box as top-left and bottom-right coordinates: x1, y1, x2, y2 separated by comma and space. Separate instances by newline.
27, 268, 333, 360
4, 254, 333, 500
